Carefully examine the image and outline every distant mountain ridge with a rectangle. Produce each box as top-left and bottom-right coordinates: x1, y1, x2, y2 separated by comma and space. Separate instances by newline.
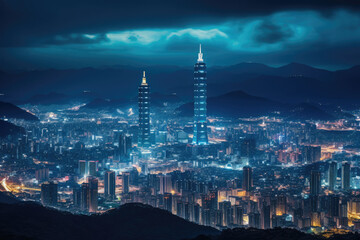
178, 90, 284, 118
178, 90, 349, 120
81, 98, 130, 110
1, 62, 359, 105
23, 92, 89, 105
79, 92, 182, 113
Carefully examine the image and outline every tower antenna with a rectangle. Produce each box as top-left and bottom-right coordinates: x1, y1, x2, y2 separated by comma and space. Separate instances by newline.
197, 44, 203, 62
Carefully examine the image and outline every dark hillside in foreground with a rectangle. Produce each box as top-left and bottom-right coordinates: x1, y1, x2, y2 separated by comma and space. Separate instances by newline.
0, 200, 218, 240
192, 228, 360, 240
0, 192, 358, 240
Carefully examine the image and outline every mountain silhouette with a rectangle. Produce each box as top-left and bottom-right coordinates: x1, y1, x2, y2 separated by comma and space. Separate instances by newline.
1, 63, 360, 105
0, 192, 358, 240
0, 101, 39, 121
178, 90, 338, 120
23, 92, 88, 105
0, 198, 218, 240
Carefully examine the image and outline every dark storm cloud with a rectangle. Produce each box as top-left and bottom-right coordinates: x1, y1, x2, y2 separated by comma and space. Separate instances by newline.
1, 0, 360, 70
43, 34, 109, 46
1, 0, 360, 47
254, 21, 294, 44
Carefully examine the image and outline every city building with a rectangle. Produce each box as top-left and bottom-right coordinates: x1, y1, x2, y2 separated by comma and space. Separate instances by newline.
303, 146, 321, 164
342, 162, 351, 190
310, 170, 321, 196
241, 138, 256, 158
328, 161, 337, 191
104, 170, 116, 200
35, 168, 49, 182
192, 44, 208, 145
81, 182, 90, 212
122, 172, 130, 194
79, 160, 86, 177
262, 204, 271, 229
138, 71, 151, 148
242, 166, 253, 192
41, 181, 58, 207
164, 192, 172, 212
119, 132, 132, 160
73, 185, 81, 208
88, 161, 97, 176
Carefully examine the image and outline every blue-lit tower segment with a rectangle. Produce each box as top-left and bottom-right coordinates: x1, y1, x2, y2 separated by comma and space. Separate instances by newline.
138, 71, 151, 148
192, 45, 208, 145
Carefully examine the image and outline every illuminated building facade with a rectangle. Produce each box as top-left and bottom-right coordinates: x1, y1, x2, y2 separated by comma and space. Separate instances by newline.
122, 172, 130, 193
241, 138, 256, 158
164, 193, 172, 212
88, 176, 98, 213
104, 170, 116, 200
138, 71, 151, 148
41, 181, 58, 207
79, 160, 86, 177
328, 161, 337, 191
35, 168, 49, 182
303, 146, 321, 164
88, 161, 97, 176
119, 132, 132, 160
192, 45, 208, 145
310, 170, 321, 196
348, 198, 360, 226
342, 162, 351, 190
242, 166, 253, 192
80, 182, 89, 211
276, 195, 286, 216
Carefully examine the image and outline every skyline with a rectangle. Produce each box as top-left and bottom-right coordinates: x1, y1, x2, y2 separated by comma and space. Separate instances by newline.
2, 1, 360, 239
1, 1, 360, 70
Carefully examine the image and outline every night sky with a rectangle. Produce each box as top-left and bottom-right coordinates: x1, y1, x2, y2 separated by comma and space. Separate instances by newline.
1, 0, 360, 70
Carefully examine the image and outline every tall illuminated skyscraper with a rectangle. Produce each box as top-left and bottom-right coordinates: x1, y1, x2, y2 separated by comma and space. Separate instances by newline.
138, 71, 151, 148
192, 44, 208, 145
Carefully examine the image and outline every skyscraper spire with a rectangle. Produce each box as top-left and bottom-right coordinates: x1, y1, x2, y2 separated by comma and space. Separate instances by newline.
197, 44, 203, 62
142, 71, 147, 85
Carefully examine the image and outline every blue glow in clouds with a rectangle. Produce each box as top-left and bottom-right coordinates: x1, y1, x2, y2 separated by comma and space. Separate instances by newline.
1, 10, 360, 70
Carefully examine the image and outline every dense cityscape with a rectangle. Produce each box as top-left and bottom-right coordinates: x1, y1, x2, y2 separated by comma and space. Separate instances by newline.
1, 46, 360, 236
2, 1, 360, 239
